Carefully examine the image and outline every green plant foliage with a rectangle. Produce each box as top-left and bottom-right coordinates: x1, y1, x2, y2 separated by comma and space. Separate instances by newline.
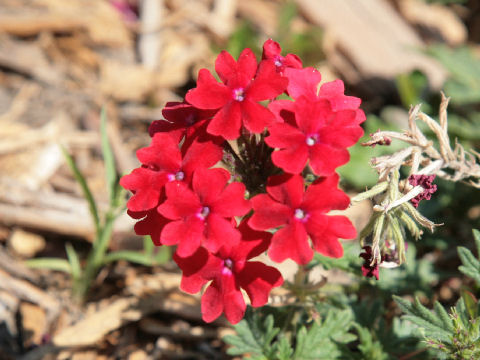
293, 309, 356, 360
458, 229, 480, 286
350, 299, 422, 359
396, 70, 430, 110
394, 295, 454, 343
223, 21, 261, 59
395, 295, 480, 359
428, 45, 480, 105
393, 229, 480, 359
224, 307, 356, 360
224, 311, 279, 359
377, 243, 439, 296
312, 242, 361, 274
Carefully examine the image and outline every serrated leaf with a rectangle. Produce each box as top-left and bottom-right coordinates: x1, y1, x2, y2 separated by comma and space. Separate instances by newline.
293, 309, 354, 359
224, 313, 279, 358
393, 295, 452, 343
457, 244, 480, 286
354, 324, 390, 360
275, 336, 293, 360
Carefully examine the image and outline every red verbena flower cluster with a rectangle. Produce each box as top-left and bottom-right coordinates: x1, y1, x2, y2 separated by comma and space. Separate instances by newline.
121, 40, 365, 324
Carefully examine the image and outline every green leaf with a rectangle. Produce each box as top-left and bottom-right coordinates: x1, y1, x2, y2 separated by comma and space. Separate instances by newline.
461, 290, 478, 319
312, 242, 361, 273
152, 246, 172, 265
393, 295, 453, 344
65, 243, 82, 280
143, 236, 154, 256
428, 45, 480, 104
25, 258, 72, 274
103, 250, 154, 266
474, 229, 480, 259
61, 146, 100, 235
224, 312, 279, 358
353, 324, 390, 360
458, 242, 480, 286
275, 336, 293, 360
293, 309, 354, 359
100, 107, 118, 206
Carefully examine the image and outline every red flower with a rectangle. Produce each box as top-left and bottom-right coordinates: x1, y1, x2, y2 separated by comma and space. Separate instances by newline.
185, 48, 288, 140
408, 174, 437, 208
148, 101, 217, 143
262, 39, 302, 74
173, 220, 283, 324
120, 132, 222, 212
265, 96, 364, 175
249, 174, 356, 264
359, 246, 379, 280
158, 168, 251, 257
284, 67, 362, 112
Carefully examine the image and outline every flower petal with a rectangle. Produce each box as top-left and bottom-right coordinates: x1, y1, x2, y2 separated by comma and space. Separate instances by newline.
233, 220, 272, 261
222, 274, 247, 324
284, 67, 321, 100
181, 139, 223, 179
294, 96, 331, 135
192, 167, 230, 206
120, 168, 167, 212
308, 215, 356, 258
236, 48, 258, 84
207, 100, 242, 140
249, 194, 292, 230
186, 69, 231, 109
241, 100, 276, 134
247, 60, 288, 101
134, 208, 170, 246
268, 100, 296, 125
271, 145, 308, 174
161, 218, 204, 257
204, 214, 241, 254
262, 39, 281, 59
266, 174, 304, 208
158, 182, 201, 219
308, 143, 350, 176
238, 261, 283, 307
212, 182, 250, 217
173, 247, 214, 293
215, 50, 237, 84
136, 133, 181, 172
319, 79, 361, 111
269, 221, 313, 264
302, 174, 350, 212
201, 281, 224, 323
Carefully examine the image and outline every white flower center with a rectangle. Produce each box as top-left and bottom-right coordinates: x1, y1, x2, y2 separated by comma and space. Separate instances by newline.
233, 88, 245, 102
306, 134, 318, 146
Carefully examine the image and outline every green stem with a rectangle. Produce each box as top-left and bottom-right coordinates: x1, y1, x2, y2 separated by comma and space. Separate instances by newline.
73, 211, 116, 302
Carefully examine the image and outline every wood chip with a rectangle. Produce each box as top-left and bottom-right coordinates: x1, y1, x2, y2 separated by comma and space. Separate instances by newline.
19, 302, 47, 347
8, 229, 46, 259
0, 268, 59, 323
398, 0, 467, 46
295, 0, 447, 88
